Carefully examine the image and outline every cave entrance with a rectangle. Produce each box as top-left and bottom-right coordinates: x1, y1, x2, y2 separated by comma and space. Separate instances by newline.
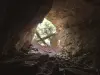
28, 18, 61, 56
32, 18, 56, 47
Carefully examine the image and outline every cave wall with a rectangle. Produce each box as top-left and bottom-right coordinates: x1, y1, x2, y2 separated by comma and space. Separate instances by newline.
0, 0, 53, 56
46, 0, 100, 68
47, 0, 94, 54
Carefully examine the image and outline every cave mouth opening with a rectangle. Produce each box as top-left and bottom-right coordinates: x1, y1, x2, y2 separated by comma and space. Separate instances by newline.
27, 18, 62, 57
32, 18, 56, 46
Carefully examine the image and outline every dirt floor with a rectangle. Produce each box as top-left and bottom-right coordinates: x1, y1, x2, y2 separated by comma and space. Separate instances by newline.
0, 52, 98, 75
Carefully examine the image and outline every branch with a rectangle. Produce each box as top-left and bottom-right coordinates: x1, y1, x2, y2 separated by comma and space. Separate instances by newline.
37, 33, 55, 42
35, 31, 48, 46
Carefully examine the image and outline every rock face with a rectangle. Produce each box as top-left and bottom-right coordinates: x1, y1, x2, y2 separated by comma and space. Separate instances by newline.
46, 0, 100, 69
0, 0, 53, 56
47, 0, 94, 55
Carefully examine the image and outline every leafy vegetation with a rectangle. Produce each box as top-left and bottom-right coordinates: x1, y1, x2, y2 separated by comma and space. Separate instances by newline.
33, 18, 56, 46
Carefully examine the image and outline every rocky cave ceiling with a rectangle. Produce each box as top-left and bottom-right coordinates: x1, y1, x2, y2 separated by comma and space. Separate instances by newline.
45, 0, 100, 55
47, 0, 94, 30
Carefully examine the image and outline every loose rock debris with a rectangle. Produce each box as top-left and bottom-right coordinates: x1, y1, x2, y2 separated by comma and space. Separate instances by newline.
0, 52, 98, 75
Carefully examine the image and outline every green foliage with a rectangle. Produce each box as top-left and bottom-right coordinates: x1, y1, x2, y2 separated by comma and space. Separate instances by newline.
33, 18, 56, 46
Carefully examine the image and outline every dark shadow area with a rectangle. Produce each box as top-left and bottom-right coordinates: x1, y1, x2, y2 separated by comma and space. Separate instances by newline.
0, 0, 100, 75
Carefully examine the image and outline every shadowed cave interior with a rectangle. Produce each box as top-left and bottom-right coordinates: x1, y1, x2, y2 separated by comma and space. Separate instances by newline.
0, 0, 100, 75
